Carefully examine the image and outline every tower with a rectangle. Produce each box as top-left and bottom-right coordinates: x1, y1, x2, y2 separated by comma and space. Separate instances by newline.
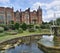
37, 6, 42, 24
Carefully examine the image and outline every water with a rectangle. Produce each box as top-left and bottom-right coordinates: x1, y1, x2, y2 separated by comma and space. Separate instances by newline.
0, 40, 44, 53
40, 35, 54, 47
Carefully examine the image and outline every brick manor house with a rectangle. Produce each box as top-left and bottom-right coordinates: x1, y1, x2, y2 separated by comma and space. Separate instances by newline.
0, 6, 42, 24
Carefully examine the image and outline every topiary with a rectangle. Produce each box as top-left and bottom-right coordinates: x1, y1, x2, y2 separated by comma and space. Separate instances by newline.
18, 28, 23, 33
21, 23, 27, 30
28, 24, 34, 29
35, 26, 39, 29
9, 24, 15, 30
14, 23, 20, 30
38, 28, 42, 32
0, 27, 4, 33
6, 30, 17, 35
4, 26, 9, 31
28, 28, 35, 32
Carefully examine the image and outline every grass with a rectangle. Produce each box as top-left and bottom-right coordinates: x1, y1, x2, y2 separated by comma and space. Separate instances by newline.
0, 29, 51, 43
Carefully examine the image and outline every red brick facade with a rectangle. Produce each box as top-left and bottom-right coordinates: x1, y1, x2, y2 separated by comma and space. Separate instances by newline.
15, 6, 42, 24
0, 7, 14, 24
0, 6, 42, 24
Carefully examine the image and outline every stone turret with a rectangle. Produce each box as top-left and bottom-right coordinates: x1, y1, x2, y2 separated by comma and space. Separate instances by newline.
37, 6, 42, 24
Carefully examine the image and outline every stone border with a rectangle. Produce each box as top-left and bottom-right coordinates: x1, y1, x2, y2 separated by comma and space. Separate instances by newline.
0, 34, 51, 50
38, 40, 60, 53
0, 34, 51, 44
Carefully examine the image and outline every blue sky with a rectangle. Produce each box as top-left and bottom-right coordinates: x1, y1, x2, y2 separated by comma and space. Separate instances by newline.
0, 0, 60, 22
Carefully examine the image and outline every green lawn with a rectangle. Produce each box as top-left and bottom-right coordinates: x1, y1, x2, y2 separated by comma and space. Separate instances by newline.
0, 29, 51, 43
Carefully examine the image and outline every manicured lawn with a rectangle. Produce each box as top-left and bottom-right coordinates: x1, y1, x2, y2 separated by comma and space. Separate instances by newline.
0, 29, 51, 43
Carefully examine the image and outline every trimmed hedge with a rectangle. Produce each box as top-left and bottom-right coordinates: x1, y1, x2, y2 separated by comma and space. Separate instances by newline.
21, 23, 27, 30
4, 26, 9, 31
6, 30, 17, 35
18, 28, 23, 33
0, 27, 4, 33
28, 28, 35, 32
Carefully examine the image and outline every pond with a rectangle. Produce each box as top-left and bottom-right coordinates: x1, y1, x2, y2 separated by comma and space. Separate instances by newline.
0, 38, 44, 53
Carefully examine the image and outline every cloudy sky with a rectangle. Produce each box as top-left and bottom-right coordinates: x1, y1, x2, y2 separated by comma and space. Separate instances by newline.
0, 0, 60, 22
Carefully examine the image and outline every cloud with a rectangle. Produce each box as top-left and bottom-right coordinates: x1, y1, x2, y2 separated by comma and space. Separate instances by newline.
0, 0, 10, 3
31, 2, 47, 11
0, 0, 60, 22
31, 0, 60, 22
42, 10, 54, 22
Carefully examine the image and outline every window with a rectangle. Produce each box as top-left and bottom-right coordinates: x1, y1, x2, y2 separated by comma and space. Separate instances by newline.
0, 11, 4, 14
7, 11, 11, 14
0, 15, 4, 20
0, 15, 4, 23
25, 14, 29, 24
7, 11, 12, 20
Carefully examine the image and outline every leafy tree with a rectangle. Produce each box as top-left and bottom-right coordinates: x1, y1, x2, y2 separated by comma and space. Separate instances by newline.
40, 24, 50, 29
49, 20, 53, 25
56, 18, 60, 25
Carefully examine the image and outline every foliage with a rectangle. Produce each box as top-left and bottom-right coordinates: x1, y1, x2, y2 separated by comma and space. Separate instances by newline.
18, 28, 23, 33
21, 23, 27, 30
49, 20, 53, 25
40, 24, 50, 29
9, 24, 15, 30
6, 30, 17, 35
42, 21, 48, 25
42, 29, 50, 32
4, 26, 9, 31
28, 28, 35, 32
28, 24, 34, 29
0, 24, 6, 27
10, 20, 14, 24
14, 23, 20, 30
38, 28, 42, 32
56, 18, 60, 25
0, 27, 4, 33
35, 25, 39, 29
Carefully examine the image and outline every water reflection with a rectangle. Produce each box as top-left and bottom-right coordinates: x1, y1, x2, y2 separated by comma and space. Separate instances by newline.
40, 35, 60, 47
0, 40, 44, 53
40, 35, 54, 47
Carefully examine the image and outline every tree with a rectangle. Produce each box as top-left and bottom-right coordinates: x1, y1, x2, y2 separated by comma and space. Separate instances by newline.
56, 18, 60, 25
40, 21, 50, 29
49, 20, 53, 25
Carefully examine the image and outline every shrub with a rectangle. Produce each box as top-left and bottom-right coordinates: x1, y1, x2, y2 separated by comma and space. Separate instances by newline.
35, 26, 39, 29
18, 28, 23, 33
28, 24, 34, 29
40, 24, 50, 29
21, 23, 27, 30
6, 31, 17, 35
10, 20, 14, 24
14, 23, 20, 30
0, 24, 6, 27
28, 28, 35, 32
0, 27, 4, 33
9, 24, 15, 30
38, 28, 42, 32
4, 26, 9, 31
42, 29, 50, 32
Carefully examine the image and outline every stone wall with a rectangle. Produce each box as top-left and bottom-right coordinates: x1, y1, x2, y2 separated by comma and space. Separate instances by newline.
38, 41, 60, 53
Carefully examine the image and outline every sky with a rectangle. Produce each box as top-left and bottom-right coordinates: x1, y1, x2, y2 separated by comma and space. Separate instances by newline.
0, 0, 60, 22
